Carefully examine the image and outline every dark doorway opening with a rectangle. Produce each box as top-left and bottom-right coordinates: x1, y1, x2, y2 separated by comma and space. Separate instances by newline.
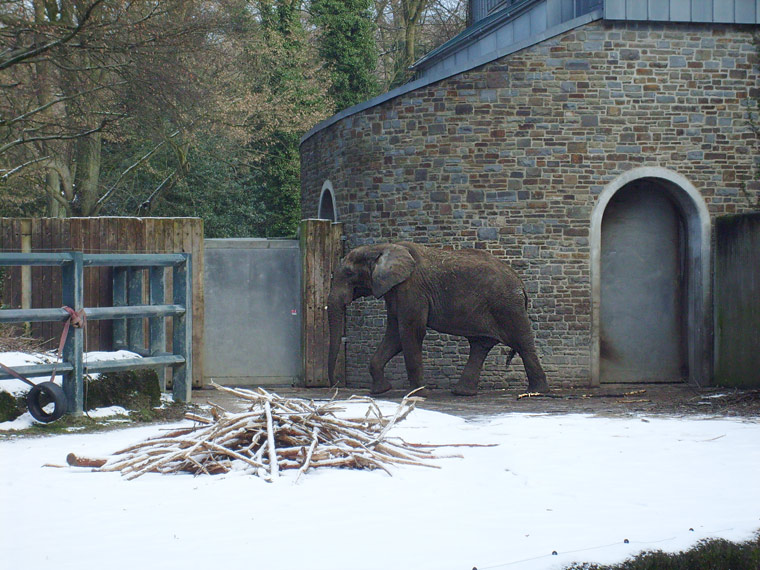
318, 184, 337, 222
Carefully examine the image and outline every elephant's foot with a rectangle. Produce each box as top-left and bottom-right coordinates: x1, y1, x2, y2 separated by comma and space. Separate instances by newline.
527, 378, 550, 393
451, 381, 479, 397
370, 379, 393, 395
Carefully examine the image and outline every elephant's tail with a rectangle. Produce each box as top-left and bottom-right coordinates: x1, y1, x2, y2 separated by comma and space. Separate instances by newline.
505, 347, 517, 368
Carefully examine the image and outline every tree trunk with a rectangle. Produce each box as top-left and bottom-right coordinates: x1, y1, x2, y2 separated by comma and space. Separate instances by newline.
74, 133, 102, 216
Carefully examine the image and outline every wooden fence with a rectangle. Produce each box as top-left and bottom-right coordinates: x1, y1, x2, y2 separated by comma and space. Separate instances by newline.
300, 219, 344, 387
0, 217, 204, 387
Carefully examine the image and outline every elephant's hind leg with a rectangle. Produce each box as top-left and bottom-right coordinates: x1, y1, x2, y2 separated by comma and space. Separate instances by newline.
452, 337, 497, 396
511, 336, 548, 393
497, 316, 549, 393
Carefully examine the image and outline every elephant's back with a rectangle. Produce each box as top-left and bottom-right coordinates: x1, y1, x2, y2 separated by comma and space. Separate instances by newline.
408, 243, 520, 281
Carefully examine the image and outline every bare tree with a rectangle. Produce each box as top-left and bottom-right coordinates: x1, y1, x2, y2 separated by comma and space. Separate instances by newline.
373, 0, 466, 89
0, 1, 227, 216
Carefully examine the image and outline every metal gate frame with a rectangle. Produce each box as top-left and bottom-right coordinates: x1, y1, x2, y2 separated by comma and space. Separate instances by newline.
0, 252, 192, 414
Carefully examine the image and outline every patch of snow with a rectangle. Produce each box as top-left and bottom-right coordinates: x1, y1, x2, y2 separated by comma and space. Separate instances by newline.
0, 410, 758, 570
0, 411, 37, 431
85, 406, 129, 419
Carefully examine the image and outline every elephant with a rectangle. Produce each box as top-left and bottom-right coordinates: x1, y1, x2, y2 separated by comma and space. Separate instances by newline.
326, 241, 548, 396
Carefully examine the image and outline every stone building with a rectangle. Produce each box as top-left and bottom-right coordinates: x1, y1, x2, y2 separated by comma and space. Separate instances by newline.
300, 0, 760, 390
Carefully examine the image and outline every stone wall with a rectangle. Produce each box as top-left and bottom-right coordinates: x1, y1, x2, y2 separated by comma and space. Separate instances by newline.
300, 19, 760, 391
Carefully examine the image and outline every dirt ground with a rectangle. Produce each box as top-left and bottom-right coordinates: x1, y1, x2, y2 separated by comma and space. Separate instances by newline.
197, 382, 760, 420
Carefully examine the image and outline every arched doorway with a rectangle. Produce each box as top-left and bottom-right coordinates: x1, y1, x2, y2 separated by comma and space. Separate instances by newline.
318, 180, 337, 222
600, 180, 686, 382
590, 168, 711, 386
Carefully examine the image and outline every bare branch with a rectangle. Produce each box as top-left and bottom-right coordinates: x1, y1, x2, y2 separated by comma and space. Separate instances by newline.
0, 119, 111, 155
0, 154, 51, 180
94, 129, 183, 211
0, 0, 107, 71
0, 84, 116, 129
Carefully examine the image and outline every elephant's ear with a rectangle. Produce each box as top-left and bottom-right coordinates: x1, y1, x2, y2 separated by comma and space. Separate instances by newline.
371, 245, 416, 298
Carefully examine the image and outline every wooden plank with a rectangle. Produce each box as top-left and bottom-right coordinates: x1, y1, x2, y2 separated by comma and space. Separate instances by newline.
113, 218, 130, 350
30, 219, 44, 341
301, 219, 334, 387
124, 218, 143, 353
48, 218, 64, 346
300, 221, 311, 385
85, 218, 101, 348
101, 217, 118, 349
189, 218, 204, 388
0, 219, 21, 309
329, 223, 345, 385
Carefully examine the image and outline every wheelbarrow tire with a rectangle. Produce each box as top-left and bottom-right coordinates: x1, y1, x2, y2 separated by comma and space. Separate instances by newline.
27, 381, 68, 423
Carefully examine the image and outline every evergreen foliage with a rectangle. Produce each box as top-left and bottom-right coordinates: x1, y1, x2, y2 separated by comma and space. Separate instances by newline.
311, 0, 379, 112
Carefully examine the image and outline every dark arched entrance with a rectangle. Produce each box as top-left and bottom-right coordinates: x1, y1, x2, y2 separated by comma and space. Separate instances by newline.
599, 180, 687, 383
318, 181, 337, 222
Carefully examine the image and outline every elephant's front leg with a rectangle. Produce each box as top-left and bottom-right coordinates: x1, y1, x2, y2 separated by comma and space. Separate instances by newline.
452, 337, 497, 396
398, 318, 427, 390
369, 321, 402, 395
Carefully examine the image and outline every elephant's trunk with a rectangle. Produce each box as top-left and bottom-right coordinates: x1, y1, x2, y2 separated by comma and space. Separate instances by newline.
327, 294, 347, 386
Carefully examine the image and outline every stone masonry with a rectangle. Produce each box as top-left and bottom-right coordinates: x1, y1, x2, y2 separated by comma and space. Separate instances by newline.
300, 20, 760, 391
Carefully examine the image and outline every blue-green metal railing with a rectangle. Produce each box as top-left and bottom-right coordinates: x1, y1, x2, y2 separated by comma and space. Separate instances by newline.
0, 252, 192, 414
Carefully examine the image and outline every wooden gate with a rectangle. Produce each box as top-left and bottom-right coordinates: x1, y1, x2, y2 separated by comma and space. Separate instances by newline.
300, 219, 343, 387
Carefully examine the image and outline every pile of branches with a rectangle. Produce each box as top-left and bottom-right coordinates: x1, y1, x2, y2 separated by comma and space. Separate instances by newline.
87, 384, 446, 481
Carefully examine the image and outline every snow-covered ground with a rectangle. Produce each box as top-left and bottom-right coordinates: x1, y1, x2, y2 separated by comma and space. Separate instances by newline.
1, 381, 759, 570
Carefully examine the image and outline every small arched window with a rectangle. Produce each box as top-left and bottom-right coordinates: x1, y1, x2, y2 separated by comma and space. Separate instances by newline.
318, 180, 337, 222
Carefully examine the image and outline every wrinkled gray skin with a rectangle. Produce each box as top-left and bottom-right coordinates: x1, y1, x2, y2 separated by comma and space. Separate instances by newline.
327, 242, 548, 396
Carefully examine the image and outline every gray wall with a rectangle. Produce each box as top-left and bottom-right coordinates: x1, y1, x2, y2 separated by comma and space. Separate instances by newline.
714, 213, 760, 389
203, 239, 301, 386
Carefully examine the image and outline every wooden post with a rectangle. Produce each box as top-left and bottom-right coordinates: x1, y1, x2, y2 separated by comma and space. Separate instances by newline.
300, 219, 343, 387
